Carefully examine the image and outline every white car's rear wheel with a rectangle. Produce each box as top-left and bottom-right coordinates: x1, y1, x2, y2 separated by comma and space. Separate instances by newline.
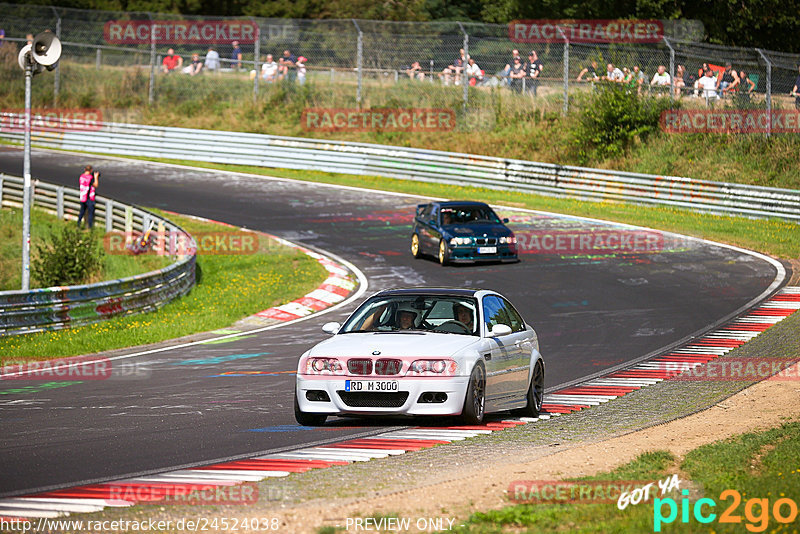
461, 362, 485, 424
515, 360, 544, 417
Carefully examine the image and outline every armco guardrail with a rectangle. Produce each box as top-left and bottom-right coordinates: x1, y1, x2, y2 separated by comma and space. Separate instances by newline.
0, 174, 196, 336
1, 119, 800, 222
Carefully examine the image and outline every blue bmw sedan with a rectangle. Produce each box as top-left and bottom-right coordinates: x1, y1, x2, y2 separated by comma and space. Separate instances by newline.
410, 201, 519, 265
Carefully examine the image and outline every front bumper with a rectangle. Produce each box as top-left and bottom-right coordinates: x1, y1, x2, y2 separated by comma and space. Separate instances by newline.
296, 375, 470, 416
448, 244, 518, 263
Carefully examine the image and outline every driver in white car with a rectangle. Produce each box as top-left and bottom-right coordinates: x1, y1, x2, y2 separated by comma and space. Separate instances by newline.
396, 307, 420, 330
454, 303, 475, 333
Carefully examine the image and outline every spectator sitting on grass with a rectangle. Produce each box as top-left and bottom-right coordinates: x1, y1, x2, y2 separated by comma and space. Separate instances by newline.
261, 54, 278, 82
696, 68, 719, 103
0, 29, 5, 46
161, 49, 182, 73
204, 46, 220, 72
184, 53, 203, 76
604, 63, 623, 82
406, 61, 425, 80
717, 62, 739, 97
650, 65, 671, 87
632, 65, 646, 94
465, 57, 483, 85
577, 60, 599, 82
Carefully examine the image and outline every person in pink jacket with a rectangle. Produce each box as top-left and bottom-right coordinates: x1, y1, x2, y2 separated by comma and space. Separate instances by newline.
77, 164, 99, 229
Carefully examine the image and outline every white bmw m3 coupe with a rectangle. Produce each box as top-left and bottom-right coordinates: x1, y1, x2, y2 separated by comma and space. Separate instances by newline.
294, 288, 544, 426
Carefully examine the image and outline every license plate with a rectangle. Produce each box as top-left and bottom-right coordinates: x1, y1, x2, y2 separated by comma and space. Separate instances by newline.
477, 246, 497, 254
344, 380, 399, 392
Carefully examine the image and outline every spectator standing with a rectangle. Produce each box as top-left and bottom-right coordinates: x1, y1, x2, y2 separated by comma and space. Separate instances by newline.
465, 57, 483, 85
717, 63, 739, 98
735, 70, 755, 105
161, 48, 182, 73
204, 46, 220, 72
77, 165, 99, 230
792, 65, 800, 109
406, 61, 424, 81
632, 65, 646, 94
527, 50, 543, 95
261, 54, 278, 82
278, 49, 296, 82
230, 40, 242, 70
0, 29, 5, 46
297, 56, 307, 85
26, 33, 33, 46
502, 49, 522, 84
674, 65, 686, 97
650, 65, 671, 88
577, 60, 599, 82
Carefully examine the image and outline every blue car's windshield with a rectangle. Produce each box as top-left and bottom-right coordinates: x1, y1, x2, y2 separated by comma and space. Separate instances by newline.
340, 295, 480, 336
441, 206, 501, 225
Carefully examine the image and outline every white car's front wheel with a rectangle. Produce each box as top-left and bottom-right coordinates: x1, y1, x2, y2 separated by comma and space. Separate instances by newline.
461, 362, 485, 424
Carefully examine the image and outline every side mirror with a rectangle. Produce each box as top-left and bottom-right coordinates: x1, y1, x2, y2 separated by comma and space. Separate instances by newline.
322, 322, 340, 335
489, 324, 512, 337
503, 218, 509, 223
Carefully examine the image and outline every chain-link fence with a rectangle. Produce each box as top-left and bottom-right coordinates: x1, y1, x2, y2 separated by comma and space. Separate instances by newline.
1, 3, 799, 134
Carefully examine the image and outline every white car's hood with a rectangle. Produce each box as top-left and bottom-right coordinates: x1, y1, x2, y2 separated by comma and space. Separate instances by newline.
309, 332, 480, 358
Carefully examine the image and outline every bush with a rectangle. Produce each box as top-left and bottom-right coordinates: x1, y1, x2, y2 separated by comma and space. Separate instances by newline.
573, 82, 678, 164
31, 226, 103, 287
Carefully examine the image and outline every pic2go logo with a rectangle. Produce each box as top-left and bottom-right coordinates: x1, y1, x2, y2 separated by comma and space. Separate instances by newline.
654, 489, 799, 532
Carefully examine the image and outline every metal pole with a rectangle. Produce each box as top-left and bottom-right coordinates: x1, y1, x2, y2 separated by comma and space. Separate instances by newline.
253, 23, 260, 102
22, 61, 33, 291
148, 16, 156, 105
757, 49, 772, 138
458, 22, 468, 110
664, 37, 675, 101
353, 20, 362, 108
52, 7, 61, 106
557, 26, 569, 115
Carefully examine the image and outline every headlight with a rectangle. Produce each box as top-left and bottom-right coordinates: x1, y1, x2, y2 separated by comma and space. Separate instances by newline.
499, 236, 517, 244
407, 359, 457, 376
449, 237, 470, 246
306, 358, 344, 375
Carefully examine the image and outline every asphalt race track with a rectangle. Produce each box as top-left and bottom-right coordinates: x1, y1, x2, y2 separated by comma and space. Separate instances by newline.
0, 146, 784, 497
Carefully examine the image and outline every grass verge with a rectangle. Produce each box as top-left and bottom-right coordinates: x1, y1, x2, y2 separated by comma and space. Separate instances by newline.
125, 156, 800, 259
454, 422, 800, 533
0, 206, 172, 290
0, 211, 329, 360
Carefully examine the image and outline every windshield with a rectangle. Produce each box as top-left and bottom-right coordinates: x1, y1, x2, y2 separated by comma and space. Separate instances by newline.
441, 205, 501, 225
341, 295, 479, 336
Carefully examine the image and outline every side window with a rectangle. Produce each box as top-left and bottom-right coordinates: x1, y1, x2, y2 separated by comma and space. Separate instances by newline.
418, 204, 432, 221
482, 295, 509, 331
429, 205, 439, 224
501, 298, 525, 332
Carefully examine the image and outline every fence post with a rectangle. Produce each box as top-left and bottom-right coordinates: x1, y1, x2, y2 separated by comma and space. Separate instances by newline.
105, 199, 113, 233
756, 49, 772, 138
0, 175, 3, 207
95, 48, 101, 70
557, 26, 569, 115
252, 20, 260, 102
458, 22, 468, 110
148, 14, 156, 105
352, 19, 363, 108
56, 186, 64, 220
664, 37, 675, 101
51, 7, 61, 106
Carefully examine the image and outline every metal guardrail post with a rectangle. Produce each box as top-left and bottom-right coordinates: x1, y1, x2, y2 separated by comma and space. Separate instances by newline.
252, 20, 260, 101
756, 48, 772, 138
0, 175, 4, 207
51, 6, 61, 107
105, 199, 113, 233
148, 14, 156, 105
96, 48, 101, 70
56, 186, 64, 220
352, 19, 363, 108
664, 37, 675, 101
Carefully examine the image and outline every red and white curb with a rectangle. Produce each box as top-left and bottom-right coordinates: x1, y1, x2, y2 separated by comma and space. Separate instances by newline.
252, 237, 356, 323
1, 287, 796, 520
541, 286, 800, 414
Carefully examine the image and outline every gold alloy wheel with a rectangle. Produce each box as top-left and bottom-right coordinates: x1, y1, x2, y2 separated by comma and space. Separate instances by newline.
411, 234, 420, 257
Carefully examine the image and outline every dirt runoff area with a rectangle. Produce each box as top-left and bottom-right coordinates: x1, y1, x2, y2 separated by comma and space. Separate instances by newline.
251, 360, 800, 533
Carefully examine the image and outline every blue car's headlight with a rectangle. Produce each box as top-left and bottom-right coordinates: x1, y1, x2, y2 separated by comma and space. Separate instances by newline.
449, 237, 471, 246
